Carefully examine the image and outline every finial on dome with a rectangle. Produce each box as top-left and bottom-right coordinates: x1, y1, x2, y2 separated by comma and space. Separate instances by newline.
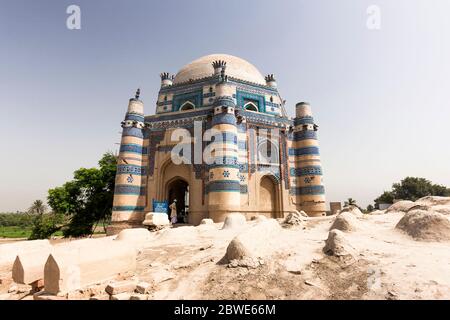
160, 72, 173, 87
212, 60, 227, 69
135, 88, 140, 100
212, 60, 227, 76
265, 74, 277, 87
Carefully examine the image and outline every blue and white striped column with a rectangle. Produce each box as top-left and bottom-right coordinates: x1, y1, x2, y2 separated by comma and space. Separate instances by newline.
206, 95, 241, 222
109, 90, 148, 234
290, 102, 326, 216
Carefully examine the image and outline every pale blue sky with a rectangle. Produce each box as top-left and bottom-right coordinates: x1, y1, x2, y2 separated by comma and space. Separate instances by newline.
1, 0, 449, 211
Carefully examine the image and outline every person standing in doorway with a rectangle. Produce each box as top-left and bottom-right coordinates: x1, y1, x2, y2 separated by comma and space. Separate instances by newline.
169, 199, 177, 224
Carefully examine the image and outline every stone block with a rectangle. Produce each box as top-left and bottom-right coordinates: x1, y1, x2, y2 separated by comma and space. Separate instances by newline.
110, 293, 131, 300
105, 280, 136, 295
44, 241, 137, 295
12, 236, 116, 285
0, 240, 51, 272
135, 281, 151, 294
142, 212, 170, 227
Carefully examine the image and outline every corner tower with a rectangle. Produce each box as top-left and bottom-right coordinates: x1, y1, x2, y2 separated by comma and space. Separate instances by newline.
291, 102, 326, 216
108, 89, 148, 234
206, 67, 241, 221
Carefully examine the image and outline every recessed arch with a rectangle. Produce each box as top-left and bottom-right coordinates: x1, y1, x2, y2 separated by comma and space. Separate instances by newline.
258, 139, 279, 164
244, 101, 258, 112
180, 101, 195, 111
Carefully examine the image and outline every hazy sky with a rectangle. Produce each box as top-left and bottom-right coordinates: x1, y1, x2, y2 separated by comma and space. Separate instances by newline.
1, 0, 449, 212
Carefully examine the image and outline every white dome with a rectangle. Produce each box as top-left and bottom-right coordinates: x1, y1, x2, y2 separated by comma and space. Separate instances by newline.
173, 54, 266, 85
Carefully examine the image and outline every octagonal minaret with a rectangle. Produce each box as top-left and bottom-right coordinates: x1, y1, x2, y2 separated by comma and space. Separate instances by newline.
206, 65, 241, 221
108, 89, 148, 234
291, 102, 326, 216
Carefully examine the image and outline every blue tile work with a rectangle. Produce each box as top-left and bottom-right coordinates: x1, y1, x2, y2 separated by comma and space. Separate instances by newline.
292, 130, 317, 141
214, 156, 239, 165
172, 90, 203, 111
258, 165, 281, 183
114, 185, 146, 195
117, 164, 146, 176
120, 144, 148, 155
236, 90, 266, 113
156, 100, 173, 107
290, 185, 325, 195
203, 92, 216, 98
290, 166, 323, 176
212, 113, 236, 126
208, 163, 240, 170
289, 146, 320, 156
238, 163, 248, 172
240, 185, 248, 193
293, 116, 315, 126
159, 75, 278, 96
122, 127, 144, 138
112, 205, 145, 212
125, 113, 145, 122
205, 180, 241, 193
237, 110, 292, 127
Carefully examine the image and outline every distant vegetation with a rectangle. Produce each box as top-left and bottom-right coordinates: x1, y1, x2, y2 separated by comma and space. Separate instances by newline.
0, 212, 34, 238
374, 177, 450, 208
0, 153, 116, 240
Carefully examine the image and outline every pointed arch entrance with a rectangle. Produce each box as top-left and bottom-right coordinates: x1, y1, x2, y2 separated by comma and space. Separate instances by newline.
259, 175, 280, 218
166, 178, 189, 222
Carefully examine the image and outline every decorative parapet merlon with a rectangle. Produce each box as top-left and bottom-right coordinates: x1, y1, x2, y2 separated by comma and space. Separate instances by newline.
212, 60, 227, 69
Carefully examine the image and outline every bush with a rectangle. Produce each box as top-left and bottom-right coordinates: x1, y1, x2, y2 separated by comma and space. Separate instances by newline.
28, 213, 64, 240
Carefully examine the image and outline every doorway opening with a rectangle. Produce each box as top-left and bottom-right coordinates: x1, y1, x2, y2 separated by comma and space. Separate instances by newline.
259, 175, 278, 218
167, 178, 189, 223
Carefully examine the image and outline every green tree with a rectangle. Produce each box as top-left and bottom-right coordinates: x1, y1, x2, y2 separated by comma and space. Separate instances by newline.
28, 200, 47, 216
374, 177, 450, 205
29, 213, 63, 240
374, 191, 395, 207
344, 198, 357, 207
47, 152, 117, 237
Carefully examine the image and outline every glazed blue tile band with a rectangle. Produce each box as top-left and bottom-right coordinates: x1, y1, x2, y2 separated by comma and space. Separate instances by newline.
293, 131, 317, 141
289, 146, 320, 156
125, 113, 145, 122
114, 185, 146, 195
120, 144, 147, 155
212, 113, 236, 126
122, 127, 143, 138
290, 185, 325, 195
206, 180, 241, 193
290, 166, 323, 176
117, 164, 146, 176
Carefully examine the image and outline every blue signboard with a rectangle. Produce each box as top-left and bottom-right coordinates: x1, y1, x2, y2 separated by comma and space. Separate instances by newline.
152, 200, 168, 213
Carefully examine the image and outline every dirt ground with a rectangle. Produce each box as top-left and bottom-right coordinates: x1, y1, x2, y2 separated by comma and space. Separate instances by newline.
1, 211, 449, 300
129, 212, 450, 300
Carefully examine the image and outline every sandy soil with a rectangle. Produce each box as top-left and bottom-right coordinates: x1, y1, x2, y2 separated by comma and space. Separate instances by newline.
131, 213, 450, 300
1, 212, 449, 300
